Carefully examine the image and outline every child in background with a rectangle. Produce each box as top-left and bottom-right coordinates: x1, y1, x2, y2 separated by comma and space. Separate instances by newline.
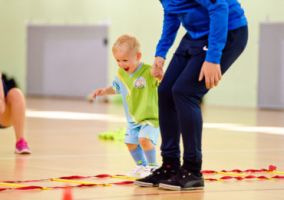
89, 34, 162, 177
0, 72, 31, 154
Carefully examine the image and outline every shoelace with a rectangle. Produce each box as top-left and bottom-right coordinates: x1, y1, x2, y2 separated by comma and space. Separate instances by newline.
152, 165, 178, 176
147, 166, 167, 177
179, 168, 191, 179
168, 168, 191, 181
152, 167, 164, 175
16, 140, 28, 149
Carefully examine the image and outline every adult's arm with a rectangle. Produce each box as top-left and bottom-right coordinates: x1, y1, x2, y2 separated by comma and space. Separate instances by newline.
195, 0, 229, 64
155, 11, 181, 59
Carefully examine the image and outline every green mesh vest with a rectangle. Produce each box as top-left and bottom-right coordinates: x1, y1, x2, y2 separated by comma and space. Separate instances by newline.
117, 63, 159, 127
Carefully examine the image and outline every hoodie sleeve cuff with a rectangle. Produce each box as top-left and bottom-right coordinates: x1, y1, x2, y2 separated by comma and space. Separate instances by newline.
205, 50, 222, 64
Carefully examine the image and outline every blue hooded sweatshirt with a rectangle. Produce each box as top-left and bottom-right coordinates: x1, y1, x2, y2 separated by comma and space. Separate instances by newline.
156, 0, 247, 64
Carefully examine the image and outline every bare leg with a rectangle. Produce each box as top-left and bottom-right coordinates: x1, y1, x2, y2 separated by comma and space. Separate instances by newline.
139, 138, 154, 151
127, 143, 138, 151
5, 88, 26, 141
0, 88, 30, 153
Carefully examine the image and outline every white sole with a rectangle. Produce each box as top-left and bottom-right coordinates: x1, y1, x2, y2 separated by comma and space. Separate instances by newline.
134, 181, 156, 187
15, 149, 32, 154
159, 183, 204, 191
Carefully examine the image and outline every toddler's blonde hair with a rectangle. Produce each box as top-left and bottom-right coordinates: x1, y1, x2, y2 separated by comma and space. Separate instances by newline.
112, 34, 141, 54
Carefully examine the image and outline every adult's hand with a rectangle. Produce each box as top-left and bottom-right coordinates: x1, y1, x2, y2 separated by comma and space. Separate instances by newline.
151, 57, 165, 79
154, 56, 165, 68
198, 61, 222, 89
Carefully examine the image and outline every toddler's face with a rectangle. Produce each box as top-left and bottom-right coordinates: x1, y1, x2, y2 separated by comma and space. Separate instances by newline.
113, 47, 141, 74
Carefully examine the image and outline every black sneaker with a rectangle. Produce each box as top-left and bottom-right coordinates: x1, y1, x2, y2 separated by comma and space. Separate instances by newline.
134, 164, 178, 187
159, 168, 204, 191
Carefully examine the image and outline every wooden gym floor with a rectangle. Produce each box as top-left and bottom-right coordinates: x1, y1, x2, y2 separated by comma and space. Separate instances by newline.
0, 97, 283, 200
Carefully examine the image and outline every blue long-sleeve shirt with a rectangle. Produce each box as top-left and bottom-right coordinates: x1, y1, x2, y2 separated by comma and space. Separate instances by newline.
156, 0, 247, 64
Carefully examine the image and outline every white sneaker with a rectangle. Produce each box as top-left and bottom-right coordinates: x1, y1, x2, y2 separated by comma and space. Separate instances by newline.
128, 165, 158, 178
128, 165, 146, 178
139, 166, 156, 178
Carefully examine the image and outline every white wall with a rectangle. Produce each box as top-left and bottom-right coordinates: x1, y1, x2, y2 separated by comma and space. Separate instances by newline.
0, 0, 284, 107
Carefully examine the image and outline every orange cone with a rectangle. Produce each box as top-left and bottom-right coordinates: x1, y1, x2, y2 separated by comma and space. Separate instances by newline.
62, 186, 73, 200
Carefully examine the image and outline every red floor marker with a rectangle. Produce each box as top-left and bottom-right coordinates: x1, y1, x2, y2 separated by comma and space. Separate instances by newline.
62, 186, 73, 200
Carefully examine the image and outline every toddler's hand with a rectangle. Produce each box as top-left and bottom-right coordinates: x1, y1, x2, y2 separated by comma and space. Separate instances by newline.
87, 92, 95, 103
87, 88, 106, 103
